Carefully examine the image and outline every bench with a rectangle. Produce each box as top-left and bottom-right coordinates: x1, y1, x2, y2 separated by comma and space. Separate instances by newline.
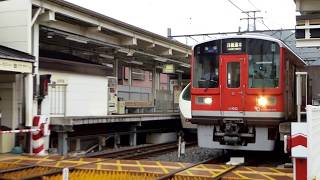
123, 101, 155, 114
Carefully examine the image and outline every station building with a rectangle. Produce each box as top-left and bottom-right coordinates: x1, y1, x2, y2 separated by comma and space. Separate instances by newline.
0, 0, 191, 155
294, 0, 320, 103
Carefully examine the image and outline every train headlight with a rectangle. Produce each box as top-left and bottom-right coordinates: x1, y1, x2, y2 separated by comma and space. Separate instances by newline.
196, 96, 212, 105
257, 96, 268, 107
204, 97, 213, 105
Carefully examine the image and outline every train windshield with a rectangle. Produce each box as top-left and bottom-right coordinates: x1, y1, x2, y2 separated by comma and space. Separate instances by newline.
193, 38, 280, 89
247, 39, 280, 88
193, 43, 219, 88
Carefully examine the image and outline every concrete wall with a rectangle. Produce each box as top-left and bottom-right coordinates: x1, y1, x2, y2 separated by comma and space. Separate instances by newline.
40, 69, 108, 117
0, 74, 23, 129
307, 66, 320, 100
0, 0, 31, 53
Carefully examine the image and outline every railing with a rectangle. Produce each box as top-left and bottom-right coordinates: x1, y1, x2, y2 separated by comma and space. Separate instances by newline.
118, 85, 151, 101
48, 84, 67, 116
117, 85, 179, 113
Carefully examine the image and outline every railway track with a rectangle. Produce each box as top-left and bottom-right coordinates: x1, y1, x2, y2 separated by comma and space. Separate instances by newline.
154, 150, 290, 180
0, 142, 197, 179
86, 141, 196, 159
0, 145, 291, 180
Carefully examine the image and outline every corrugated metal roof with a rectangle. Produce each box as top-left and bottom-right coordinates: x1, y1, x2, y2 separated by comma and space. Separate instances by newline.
0, 45, 34, 62
45, 0, 191, 50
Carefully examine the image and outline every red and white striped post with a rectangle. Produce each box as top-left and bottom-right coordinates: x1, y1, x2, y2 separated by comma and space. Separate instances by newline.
287, 123, 308, 180
285, 105, 320, 180
32, 115, 50, 156
0, 116, 50, 156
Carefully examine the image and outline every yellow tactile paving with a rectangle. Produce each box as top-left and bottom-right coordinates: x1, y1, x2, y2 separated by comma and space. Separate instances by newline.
0, 154, 293, 180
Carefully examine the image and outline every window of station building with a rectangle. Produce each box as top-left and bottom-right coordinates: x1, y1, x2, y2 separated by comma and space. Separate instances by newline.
193, 42, 220, 88
247, 39, 280, 88
132, 68, 145, 80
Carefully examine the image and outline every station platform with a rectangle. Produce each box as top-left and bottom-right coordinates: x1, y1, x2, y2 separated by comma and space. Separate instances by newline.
0, 154, 293, 179
50, 113, 180, 126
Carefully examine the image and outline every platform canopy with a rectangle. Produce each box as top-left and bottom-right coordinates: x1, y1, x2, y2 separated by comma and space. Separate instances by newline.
30, 0, 191, 74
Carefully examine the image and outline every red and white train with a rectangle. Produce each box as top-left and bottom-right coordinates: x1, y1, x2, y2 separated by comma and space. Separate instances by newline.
179, 34, 306, 151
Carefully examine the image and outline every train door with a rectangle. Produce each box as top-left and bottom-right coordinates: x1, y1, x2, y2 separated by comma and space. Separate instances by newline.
221, 55, 246, 116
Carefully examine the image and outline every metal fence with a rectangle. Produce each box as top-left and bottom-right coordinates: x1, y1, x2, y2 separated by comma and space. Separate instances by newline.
117, 85, 179, 113
48, 84, 67, 116
118, 85, 151, 101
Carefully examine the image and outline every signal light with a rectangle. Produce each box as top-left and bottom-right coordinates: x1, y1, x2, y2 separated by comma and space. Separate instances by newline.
39, 74, 51, 97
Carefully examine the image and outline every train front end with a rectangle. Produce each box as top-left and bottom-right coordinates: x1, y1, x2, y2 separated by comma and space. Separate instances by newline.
191, 36, 284, 151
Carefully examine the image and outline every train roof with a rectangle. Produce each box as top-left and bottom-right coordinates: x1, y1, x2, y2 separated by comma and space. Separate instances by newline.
193, 33, 306, 66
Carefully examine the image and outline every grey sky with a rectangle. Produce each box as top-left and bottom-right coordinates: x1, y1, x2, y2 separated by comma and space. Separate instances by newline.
66, 0, 297, 44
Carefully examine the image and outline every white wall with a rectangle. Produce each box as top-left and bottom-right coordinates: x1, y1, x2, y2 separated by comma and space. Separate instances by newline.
40, 69, 108, 117
0, 74, 23, 129
0, 0, 31, 53
307, 106, 320, 179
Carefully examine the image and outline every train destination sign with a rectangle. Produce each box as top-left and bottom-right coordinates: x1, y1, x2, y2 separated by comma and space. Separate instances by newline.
226, 41, 242, 51
222, 39, 246, 53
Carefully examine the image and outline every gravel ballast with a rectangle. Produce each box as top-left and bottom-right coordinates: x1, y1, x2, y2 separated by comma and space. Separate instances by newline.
148, 146, 223, 163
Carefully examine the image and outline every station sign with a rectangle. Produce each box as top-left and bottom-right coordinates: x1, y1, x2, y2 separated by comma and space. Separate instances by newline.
0, 58, 33, 73
162, 64, 175, 74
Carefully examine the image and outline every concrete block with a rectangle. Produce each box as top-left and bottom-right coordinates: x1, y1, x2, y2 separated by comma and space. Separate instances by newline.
0, 134, 15, 153
146, 132, 177, 144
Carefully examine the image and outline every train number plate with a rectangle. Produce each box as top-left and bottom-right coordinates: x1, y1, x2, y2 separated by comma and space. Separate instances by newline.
228, 106, 238, 111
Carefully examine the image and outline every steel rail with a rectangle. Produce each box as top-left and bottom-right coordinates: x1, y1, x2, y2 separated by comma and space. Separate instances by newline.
212, 165, 242, 180
0, 164, 37, 174
154, 157, 215, 180
116, 143, 182, 159
86, 142, 178, 158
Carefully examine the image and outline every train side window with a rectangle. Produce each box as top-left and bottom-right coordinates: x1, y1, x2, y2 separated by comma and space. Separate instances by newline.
193, 42, 220, 88
182, 84, 191, 101
227, 62, 240, 88
247, 39, 280, 88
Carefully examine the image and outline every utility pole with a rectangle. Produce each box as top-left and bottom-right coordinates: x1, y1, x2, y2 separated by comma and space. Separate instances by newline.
240, 10, 263, 31
167, 28, 172, 39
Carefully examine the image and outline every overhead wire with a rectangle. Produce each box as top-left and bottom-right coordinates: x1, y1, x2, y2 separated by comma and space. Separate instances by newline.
188, 36, 199, 42
225, 0, 271, 30
247, 0, 259, 11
